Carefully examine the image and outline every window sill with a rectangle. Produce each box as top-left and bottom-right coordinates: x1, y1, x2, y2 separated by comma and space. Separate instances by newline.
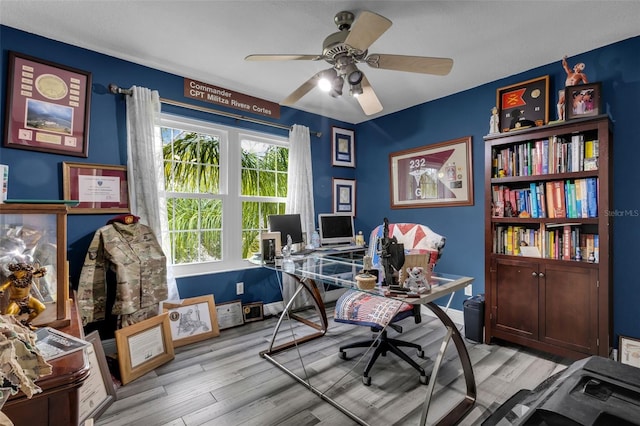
172, 259, 261, 278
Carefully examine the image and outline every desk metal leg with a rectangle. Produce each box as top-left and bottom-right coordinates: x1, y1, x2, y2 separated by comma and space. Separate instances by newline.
421, 302, 477, 425
260, 275, 328, 357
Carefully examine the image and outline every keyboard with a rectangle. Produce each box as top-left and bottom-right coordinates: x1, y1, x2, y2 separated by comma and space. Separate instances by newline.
293, 248, 316, 256
320, 245, 360, 251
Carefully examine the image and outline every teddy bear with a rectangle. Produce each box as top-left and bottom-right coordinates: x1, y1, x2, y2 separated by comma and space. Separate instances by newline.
403, 266, 431, 294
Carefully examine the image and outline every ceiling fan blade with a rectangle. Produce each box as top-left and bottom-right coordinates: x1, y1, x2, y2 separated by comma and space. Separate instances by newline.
344, 11, 392, 52
280, 76, 318, 106
356, 76, 383, 116
245, 54, 320, 61
366, 54, 453, 76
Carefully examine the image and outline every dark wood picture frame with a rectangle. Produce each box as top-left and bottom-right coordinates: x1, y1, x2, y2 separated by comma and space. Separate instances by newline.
565, 82, 602, 120
79, 331, 117, 424
242, 302, 264, 323
62, 162, 130, 214
114, 313, 175, 385
497, 75, 549, 132
3, 51, 91, 157
332, 178, 356, 215
331, 127, 355, 168
389, 136, 474, 209
162, 295, 220, 347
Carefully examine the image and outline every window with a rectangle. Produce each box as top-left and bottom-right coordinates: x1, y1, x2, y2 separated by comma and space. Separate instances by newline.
159, 114, 288, 276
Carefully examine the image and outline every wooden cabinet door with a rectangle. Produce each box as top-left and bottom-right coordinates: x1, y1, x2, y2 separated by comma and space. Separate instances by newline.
492, 258, 539, 339
539, 263, 599, 354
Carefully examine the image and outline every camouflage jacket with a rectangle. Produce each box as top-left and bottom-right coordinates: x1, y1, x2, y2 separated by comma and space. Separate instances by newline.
77, 222, 167, 326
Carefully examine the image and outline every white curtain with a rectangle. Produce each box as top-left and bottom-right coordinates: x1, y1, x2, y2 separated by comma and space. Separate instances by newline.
285, 125, 315, 240
126, 86, 179, 300
283, 125, 315, 309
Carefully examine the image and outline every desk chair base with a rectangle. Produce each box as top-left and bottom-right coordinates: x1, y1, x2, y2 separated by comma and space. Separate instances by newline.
339, 329, 429, 386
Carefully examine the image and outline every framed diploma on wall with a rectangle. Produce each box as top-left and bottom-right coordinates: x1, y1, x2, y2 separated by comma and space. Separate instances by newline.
389, 136, 474, 209
62, 162, 130, 214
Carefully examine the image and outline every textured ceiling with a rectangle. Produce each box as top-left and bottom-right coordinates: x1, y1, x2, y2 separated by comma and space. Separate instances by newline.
2, 1, 640, 124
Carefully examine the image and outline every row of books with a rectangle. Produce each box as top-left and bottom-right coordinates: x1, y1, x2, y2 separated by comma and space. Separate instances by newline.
492, 178, 598, 219
493, 223, 599, 262
491, 135, 599, 178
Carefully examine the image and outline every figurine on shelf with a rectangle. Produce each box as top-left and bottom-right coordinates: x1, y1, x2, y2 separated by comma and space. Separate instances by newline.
489, 106, 500, 134
0, 262, 47, 325
556, 55, 588, 121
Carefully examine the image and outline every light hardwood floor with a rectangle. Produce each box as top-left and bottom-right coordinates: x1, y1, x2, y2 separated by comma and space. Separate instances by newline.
95, 307, 571, 426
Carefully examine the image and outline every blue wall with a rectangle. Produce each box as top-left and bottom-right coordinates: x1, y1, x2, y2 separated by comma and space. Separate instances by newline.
356, 36, 640, 345
2, 25, 639, 346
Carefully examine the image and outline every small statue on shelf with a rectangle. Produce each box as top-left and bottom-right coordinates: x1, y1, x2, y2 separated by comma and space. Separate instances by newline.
489, 106, 500, 134
556, 55, 588, 121
0, 262, 47, 325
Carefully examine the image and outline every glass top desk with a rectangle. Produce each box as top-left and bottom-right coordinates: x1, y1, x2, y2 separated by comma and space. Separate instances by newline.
260, 253, 476, 426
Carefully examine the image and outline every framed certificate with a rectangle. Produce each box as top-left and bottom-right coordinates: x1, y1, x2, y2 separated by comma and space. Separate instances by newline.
62, 162, 130, 214
389, 136, 474, 209
114, 313, 175, 385
79, 331, 116, 424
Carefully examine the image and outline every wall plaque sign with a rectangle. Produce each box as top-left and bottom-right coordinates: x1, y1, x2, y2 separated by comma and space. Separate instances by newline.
184, 78, 280, 118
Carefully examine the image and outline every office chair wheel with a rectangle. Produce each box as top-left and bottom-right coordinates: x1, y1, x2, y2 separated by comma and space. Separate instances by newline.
363, 375, 372, 386
339, 350, 348, 360
419, 374, 429, 385
417, 349, 426, 358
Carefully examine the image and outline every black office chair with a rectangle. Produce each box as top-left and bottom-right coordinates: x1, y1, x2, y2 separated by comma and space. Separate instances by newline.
334, 221, 445, 386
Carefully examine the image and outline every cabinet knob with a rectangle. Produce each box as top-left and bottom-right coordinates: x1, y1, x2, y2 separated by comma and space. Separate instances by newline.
532, 272, 538, 277
539, 272, 545, 278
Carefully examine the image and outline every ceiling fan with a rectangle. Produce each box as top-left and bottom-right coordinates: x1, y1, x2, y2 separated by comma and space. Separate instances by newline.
245, 10, 453, 116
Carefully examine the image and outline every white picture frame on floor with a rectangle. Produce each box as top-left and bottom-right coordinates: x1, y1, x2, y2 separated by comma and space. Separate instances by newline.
619, 335, 640, 367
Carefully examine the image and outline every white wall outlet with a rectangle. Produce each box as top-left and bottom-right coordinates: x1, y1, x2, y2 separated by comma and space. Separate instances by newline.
236, 282, 244, 295
464, 285, 472, 296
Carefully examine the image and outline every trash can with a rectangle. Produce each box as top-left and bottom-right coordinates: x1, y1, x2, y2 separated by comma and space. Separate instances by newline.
463, 294, 485, 343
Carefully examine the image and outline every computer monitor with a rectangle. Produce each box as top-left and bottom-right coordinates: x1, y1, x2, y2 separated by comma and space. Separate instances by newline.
268, 214, 304, 246
318, 213, 355, 246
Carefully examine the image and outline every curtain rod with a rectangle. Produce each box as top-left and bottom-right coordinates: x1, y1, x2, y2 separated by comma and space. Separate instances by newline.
108, 84, 322, 137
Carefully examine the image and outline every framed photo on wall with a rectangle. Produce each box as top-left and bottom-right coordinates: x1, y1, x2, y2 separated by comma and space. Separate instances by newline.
389, 136, 473, 209
331, 127, 355, 168
565, 82, 601, 120
332, 178, 356, 215
3, 51, 91, 157
497, 75, 549, 132
62, 162, 130, 214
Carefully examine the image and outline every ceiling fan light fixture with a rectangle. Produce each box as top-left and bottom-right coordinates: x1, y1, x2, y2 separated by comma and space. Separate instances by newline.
330, 76, 344, 97
350, 84, 363, 97
348, 70, 363, 85
317, 68, 338, 92
318, 77, 332, 92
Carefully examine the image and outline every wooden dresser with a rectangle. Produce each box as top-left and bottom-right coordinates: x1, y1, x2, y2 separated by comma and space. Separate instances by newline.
3, 300, 90, 426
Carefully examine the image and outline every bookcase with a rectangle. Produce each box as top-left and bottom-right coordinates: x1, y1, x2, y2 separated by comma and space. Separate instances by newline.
484, 115, 612, 359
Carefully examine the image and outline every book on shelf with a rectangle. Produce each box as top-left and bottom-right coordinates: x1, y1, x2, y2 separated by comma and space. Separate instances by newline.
0, 164, 7, 202
586, 177, 598, 217
35, 327, 90, 361
563, 225, 572, 260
